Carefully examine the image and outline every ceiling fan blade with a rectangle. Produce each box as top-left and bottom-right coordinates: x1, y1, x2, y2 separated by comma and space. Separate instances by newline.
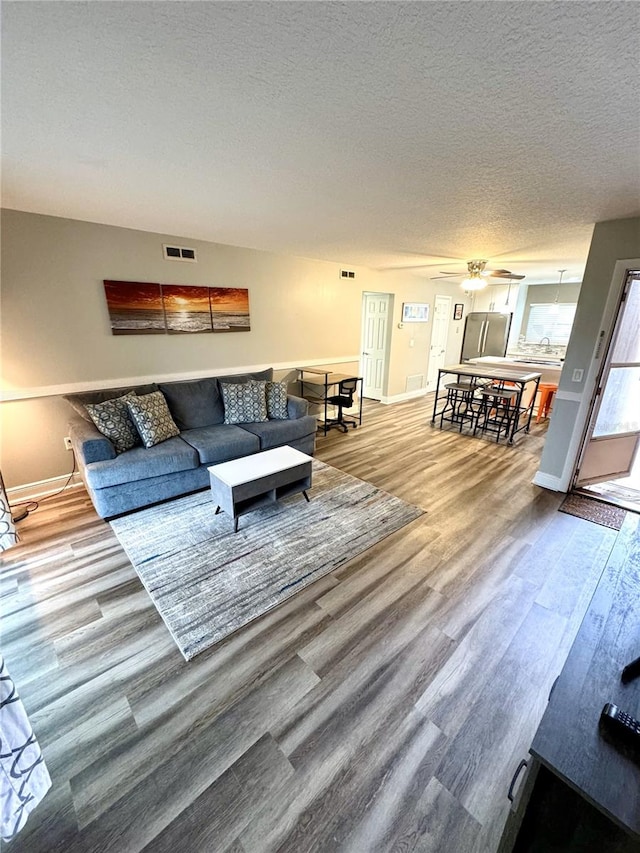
486, 269, 526, 280
431, 273, 465, 279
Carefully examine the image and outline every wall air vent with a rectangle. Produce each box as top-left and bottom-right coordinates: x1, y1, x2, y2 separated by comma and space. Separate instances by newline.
340, 269, 356, 279
163, 244, 197, 263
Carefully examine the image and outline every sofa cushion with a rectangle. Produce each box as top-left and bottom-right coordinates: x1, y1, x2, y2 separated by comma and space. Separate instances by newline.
241, 416, 316, 450
180, 425, 260, 465
127, 392, 180, 448
221, 381, 268, 425
217, 367, 273, 385
64, 384, 158, 421
84, 392, 141, 454
84, 436, 199, 490
159, 378, 224, 429
265, 381, 289, 420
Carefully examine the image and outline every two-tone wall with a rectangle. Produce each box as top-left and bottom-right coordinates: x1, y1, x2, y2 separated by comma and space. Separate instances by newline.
535, 216, 640, 490
0, 209, 468, 493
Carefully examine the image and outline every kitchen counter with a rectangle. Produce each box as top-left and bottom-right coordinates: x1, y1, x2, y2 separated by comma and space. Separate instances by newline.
468, 356, 563, 384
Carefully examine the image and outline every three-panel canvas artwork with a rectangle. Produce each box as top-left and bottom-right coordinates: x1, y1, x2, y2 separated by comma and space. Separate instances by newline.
103, 280, 251, 335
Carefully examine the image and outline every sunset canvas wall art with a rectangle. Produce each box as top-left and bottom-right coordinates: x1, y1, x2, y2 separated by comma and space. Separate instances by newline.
103, 282, 251, 335
162, 285, 213, 333
210, 287, 250, 332
104, 281, 165, 334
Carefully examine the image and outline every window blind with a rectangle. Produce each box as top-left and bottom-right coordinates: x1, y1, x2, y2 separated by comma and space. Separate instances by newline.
525, 303, 577, 345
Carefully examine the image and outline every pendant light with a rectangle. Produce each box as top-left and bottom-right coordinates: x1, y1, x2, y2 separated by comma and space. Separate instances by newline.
505, 277, 514, 307
550, 269, 566, 315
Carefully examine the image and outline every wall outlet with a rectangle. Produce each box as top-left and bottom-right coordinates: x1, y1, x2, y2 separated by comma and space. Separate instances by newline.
64, 436, 73, 450
571, 368, 584, 382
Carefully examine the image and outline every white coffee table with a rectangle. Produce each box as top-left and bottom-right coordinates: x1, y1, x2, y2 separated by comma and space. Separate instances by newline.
208, 446, 312, 532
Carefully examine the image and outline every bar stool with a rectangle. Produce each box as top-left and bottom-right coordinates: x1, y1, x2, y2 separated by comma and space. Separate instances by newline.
440, 381, 478, 432
536, 383, 558, 423
474, 385, 519, 442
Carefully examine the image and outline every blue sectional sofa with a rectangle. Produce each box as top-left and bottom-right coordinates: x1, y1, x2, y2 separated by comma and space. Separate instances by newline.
65, 369, 317, 518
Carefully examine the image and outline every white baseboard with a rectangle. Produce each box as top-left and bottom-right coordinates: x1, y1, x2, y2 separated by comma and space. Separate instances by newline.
7, 472, 83, 504
532, 470, 567, 492
379, 389, 429, 405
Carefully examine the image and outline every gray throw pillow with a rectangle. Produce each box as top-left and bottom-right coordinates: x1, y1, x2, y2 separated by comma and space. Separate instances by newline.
265, 381, 289, 420
85, 392, 141, 453
64, 384, 158, 422
221, 381, 268, 424
127, 391, 180, 448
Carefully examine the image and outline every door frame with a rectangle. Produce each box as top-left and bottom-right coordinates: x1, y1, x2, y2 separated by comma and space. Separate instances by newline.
568, 258, 640, 490
360, 291, 393, 400
426, 294, 451, 390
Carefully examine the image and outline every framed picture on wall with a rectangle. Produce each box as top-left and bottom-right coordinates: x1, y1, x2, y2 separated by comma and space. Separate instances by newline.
453, 303, 464, 320
402, 302, 429, 323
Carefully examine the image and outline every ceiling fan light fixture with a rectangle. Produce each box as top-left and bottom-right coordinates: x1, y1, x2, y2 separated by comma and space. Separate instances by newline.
460, 275, 487, 291
460, 259, 488, 290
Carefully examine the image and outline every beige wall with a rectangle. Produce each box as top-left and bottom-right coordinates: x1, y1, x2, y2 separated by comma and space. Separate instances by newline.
1, 210, 467, 490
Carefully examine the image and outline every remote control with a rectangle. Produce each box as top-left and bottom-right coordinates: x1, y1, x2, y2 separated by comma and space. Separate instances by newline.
600, 703, 640, 745
622, 655, 640, 684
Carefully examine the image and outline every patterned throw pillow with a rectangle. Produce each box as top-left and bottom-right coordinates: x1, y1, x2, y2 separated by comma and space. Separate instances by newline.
126, 391, 180, 448
265, 381, 289, 420
85, 392, 141, 454
221, 381, 268, 425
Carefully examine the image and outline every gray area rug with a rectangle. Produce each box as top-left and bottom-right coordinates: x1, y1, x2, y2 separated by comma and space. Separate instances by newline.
110, 459, 424, 660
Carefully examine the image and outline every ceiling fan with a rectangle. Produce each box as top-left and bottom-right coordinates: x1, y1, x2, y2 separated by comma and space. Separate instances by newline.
431, 259, 525, 291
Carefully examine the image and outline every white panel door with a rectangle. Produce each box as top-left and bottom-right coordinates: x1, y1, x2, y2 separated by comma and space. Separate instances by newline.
361, 293, 390, 399
575, 271, 640, 487
426, 295, 451, 390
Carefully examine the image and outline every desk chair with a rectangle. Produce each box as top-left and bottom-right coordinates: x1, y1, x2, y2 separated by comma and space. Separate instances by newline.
326, 377, 359, 433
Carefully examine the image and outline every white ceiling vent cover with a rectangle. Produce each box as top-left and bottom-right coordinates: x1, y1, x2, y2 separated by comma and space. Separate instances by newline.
340, 269, 356, 279
163, 244, 197, 262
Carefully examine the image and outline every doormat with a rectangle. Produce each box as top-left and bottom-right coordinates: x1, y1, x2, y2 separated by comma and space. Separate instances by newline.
110, 459, 424, 660
559, 493, 626, 530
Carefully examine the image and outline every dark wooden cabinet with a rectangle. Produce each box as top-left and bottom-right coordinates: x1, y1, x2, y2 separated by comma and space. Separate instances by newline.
499, 515, 640, 852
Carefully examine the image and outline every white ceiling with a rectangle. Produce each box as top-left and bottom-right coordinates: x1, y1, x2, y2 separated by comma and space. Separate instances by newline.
2, 2, 639, 284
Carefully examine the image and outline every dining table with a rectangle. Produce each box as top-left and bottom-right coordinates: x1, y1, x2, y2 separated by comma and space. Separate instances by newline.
430, 363, 542, 444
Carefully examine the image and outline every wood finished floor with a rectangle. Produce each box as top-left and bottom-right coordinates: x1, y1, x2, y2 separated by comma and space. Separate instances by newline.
1, 395, 629, 853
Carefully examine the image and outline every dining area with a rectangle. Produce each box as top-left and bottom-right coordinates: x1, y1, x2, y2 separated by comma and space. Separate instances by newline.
430, 363, 542, 445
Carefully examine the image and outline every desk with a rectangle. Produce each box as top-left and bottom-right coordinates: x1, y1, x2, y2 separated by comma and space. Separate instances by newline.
297, 366, 363, 435
430, 363, 541, 444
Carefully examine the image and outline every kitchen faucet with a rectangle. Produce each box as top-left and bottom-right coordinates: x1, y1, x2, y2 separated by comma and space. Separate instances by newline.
539, 336, 552, 352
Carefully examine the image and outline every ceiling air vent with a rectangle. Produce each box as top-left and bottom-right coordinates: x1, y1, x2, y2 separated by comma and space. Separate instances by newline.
163, 244, 197, 263
340, 269, 356, 279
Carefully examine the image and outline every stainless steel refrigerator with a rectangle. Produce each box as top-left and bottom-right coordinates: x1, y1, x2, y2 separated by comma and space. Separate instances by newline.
460, 312, 512, 361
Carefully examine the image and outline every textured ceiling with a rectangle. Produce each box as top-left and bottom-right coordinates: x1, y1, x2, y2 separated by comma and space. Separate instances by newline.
2, 2, 639, 283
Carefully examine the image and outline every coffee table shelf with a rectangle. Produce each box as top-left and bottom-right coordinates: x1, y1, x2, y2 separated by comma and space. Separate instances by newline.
208, 447, 312, 532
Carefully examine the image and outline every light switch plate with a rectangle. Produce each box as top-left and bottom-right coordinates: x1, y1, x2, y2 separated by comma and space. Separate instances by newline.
572, 369, 584, 382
